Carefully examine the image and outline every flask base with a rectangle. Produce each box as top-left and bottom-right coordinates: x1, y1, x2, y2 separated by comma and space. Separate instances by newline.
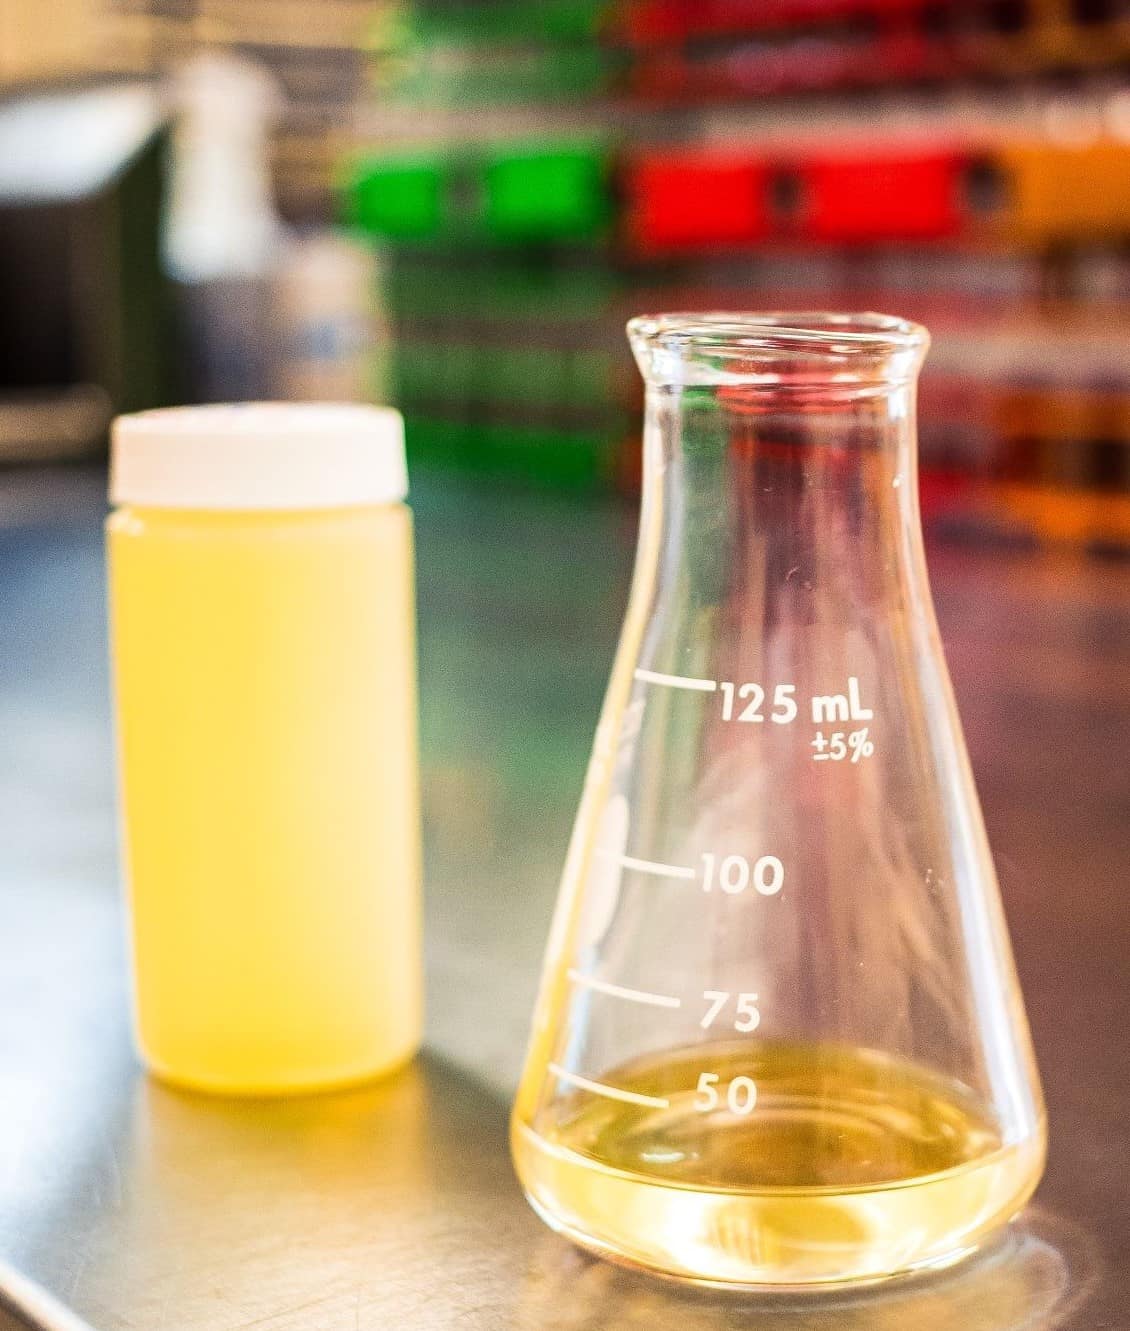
511, 1042, 1045, 1287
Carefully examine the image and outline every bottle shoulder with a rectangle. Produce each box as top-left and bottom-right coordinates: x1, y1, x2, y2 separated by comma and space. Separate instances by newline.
106, 503, 411, 540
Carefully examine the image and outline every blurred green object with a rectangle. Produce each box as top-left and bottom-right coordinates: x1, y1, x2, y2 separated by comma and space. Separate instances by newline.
346, 142, 610, 246
393, 0, 610, 46
339, 123, 619, 492
570, 349, 617, 402
387, 341, 432, 405
434, 344, 476, 406
384, 259, 481, 317
391, 342, 474, 409
389, 339, 618, 415
383, 255, 621, 322
404, 415, 611, 489
486, 422, 607, 488
401, 415, 468, 467
479, 346, 569, 408
483, 261, 619, 319
485, 145, 609, 241
383, 45, 616, 104
347, 155, 446, 240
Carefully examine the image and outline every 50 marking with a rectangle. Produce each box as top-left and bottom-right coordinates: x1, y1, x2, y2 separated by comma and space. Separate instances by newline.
695, 1073, 758, 1116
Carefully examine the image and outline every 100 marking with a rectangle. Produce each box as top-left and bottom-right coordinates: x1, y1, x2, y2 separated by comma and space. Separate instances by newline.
700, 852, 784, 896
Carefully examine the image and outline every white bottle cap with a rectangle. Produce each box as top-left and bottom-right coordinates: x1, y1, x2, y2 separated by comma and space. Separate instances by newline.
110, 403, 407, 510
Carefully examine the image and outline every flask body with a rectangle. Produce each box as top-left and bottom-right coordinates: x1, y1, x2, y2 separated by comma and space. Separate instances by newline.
108, 502, 422, 1094
511, 314, 1045, 1286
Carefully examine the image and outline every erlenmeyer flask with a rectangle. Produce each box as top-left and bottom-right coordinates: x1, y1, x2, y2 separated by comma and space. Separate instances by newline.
511, 313, 1045, 1288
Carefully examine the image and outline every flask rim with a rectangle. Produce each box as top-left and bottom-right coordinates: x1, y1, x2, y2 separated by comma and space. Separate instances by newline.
628, 312, 929, 389
627, 311, 928, 356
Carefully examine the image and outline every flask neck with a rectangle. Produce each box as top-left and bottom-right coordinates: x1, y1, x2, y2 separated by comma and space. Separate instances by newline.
645, 385, 927, 628
630, 315, 931, 614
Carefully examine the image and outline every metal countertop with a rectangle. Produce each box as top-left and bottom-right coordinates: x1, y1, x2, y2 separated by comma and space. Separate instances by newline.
0, 468, 1126, 1331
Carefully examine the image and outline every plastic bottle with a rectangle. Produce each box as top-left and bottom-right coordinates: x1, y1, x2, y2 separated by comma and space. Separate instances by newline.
107, 403, 421, 1095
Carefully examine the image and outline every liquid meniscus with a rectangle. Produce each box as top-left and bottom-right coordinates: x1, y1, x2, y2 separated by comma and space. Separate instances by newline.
512, 1041, 1045, 1286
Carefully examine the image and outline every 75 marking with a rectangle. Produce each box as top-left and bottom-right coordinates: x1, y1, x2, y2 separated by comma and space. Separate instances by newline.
701, 990, 760, 1032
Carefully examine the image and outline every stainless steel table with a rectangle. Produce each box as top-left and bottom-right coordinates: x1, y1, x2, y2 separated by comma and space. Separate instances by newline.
0, 467, 1126, 1330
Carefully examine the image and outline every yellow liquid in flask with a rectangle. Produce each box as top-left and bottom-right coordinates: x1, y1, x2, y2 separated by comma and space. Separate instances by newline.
513, 1041, 1045, 1286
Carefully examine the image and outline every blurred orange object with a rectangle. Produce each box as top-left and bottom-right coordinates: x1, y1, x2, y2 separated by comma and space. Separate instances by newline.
997, 483, 1130, 547
984, 140, 1130, 244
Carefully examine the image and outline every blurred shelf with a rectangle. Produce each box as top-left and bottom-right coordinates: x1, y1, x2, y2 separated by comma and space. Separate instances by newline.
0, 388, 112, 463
347, 132, 1130, 252
374, 0, 1130, 103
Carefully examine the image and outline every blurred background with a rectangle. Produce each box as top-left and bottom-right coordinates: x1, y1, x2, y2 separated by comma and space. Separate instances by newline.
4, 0, 1130, 546
2, 10, 1129, 1322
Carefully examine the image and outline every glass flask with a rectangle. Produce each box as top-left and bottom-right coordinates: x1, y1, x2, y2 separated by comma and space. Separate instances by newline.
511, 313, 1046, 1288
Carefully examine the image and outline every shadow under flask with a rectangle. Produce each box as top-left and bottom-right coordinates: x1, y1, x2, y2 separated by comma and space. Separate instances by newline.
511, 313, 1046, 1288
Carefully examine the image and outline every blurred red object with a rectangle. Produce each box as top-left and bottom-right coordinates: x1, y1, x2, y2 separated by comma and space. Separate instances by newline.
919, 468, 976, 522
619, 0, 928, 44
622, 145, 971, 251
628, 27, 932, 99
796, 150, 969, 243
623, 151, 773, 251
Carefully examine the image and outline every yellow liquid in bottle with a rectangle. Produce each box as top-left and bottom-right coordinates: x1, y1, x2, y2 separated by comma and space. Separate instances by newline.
108, 504, 422, 1095
512, 1041, 1045, 1286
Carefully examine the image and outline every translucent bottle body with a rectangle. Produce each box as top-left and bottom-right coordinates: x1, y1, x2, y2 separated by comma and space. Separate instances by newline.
109, 503, 422, 1094
512, 314, 1045, 1286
